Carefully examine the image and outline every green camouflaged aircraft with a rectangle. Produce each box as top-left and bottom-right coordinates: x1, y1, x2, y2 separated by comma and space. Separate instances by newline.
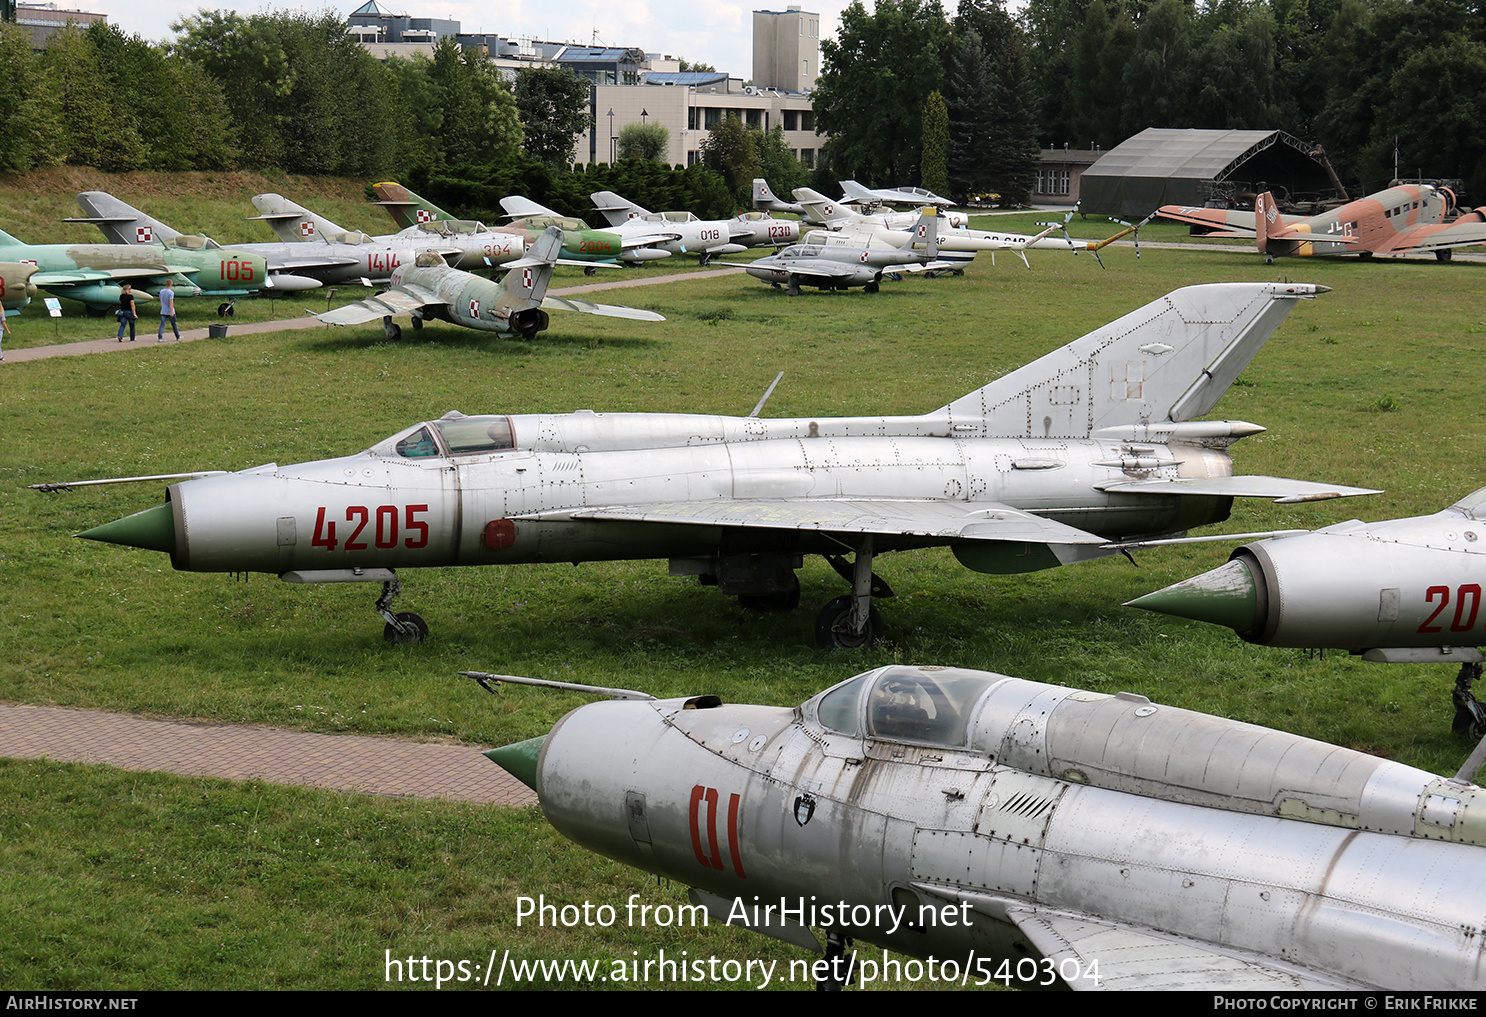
0, 226, 272, 312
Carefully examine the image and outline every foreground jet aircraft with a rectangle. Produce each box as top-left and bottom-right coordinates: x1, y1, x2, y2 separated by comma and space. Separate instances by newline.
47, 282, 1373, 646
311, 227, 664, 341
1157, 184, 1486, 262
0, 226, 272, 312
482, 663, 1486, 990
1130, 486, 1486, 734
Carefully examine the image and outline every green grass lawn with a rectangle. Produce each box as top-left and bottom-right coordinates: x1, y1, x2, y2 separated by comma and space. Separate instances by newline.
3, 172, 1486, 988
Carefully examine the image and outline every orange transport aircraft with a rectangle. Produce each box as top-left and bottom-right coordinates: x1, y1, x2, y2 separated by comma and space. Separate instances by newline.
1159, 184, 1486, 262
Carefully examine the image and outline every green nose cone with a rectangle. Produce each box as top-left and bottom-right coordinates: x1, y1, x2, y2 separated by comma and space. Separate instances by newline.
78, 502, 175, 554
484, 736, 546, 793
1126, 559, 1259, 633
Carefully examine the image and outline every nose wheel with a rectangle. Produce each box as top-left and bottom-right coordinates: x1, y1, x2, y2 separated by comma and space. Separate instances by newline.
375, 576, 428, 645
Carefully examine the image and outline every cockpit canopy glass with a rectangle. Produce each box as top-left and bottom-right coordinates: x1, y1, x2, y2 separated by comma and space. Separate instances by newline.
391, 415, 516, 458
1452, 486, 1486, 519
167, 235, 220, 251
815, 666, 1000, 747
414, 251, 447, 267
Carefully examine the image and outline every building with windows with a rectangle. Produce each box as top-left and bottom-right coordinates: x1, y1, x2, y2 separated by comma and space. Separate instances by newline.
12, 1, 105, 49
348, 4, 825, 171
753, 6, 820, 93
1031, 148, 1103, 206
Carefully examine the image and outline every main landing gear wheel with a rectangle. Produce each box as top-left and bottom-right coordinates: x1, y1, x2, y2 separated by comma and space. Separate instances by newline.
382, 316, 402, 341
584, 266, 598, 276
1453, 661, 1486, 738
864, 280, 879, 293
815, 596, 883, 648
411, 316, 423, 331
785, 274, 801, 296
1437, 249, 1454, 262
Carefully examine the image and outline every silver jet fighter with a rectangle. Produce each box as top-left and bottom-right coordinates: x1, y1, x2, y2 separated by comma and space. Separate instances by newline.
311, 227, 664, 342
48, 282, 1373, 647
481, 663, 1486, 990
1129, 486, 1486, 735
722, 207, 959, 291
589, 190, 754, 263
839, 177, 955, 208
248, 193, 529, 274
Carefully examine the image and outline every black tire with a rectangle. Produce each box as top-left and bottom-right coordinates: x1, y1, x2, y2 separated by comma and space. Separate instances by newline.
814, 595, 883, 649
383, 611, 429, 645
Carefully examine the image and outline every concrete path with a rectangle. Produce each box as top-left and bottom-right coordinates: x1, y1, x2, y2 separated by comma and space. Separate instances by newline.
1, 267, 745, 364
0, 702, 538, 806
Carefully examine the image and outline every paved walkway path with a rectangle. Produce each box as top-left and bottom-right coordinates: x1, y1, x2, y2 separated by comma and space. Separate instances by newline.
0, 702, 538, 806
1, 267, 745, 364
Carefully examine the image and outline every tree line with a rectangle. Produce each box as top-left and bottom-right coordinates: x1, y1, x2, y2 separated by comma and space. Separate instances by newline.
814, 0, 1486, 202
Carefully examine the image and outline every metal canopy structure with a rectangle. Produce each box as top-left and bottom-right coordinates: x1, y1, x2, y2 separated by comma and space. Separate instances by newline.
1080, 128, 1334, 218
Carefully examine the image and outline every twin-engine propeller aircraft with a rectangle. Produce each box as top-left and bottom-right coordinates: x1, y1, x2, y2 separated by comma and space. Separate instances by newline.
309, 227, 664, 342
1157, 184, 1486, 262
1130, 486, 1486, 735
480, 663, 1486, 991
37, 282, 1372, 646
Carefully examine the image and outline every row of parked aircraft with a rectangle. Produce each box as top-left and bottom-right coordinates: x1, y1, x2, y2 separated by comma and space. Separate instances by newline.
21, 167, 1486, 988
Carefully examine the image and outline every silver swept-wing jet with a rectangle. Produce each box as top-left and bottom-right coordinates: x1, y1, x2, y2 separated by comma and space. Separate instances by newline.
751, 177, 806, 216
839, 177, 954, 209
589, 190, 756, 262
40, 282, 1373, 647
480, 663, 1486, 990
1129, 486, 1486, 734
310, 227, 664, 341
718, 208, 963, 291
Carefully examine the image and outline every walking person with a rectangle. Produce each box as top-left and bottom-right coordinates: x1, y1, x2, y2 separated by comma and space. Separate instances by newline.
157, 282, 180, 341
116, 282, 137, 342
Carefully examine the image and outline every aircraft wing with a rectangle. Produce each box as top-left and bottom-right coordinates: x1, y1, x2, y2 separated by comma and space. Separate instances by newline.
270, 254, 363, 271
531, 499, 1108, 546
1095, 475, 1381, 503
33, 267, 168, 285
1378, 217, 1486, 254
314, 284, 444, 326
540, 295, 664, 321
762, 261, 864, 281
993, 902, 1365, 990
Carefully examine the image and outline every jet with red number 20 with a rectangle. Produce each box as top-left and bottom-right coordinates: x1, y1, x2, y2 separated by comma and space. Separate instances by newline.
479, 663, 1486, 990
1129, 487, 1486, 735
38, 282, 1373, 647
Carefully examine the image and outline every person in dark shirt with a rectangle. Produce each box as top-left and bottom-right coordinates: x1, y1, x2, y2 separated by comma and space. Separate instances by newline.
116, 282, 136, 341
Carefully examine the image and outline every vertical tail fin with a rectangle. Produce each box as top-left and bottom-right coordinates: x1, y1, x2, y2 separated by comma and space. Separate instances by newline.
497, 227, 560, 310
936, 283, 1328, 437
69, 192, 183, 246
752, 178, 774, 210
1255, 191, 1279, 255
590, 191, 648, 226
912, 206, 940, 258
371, 182, 454, 230
792, 187, 845, 225
248, 194, 351, 243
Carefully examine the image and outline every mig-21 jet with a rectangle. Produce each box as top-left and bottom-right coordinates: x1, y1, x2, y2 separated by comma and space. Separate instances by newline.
480, 662, 1486, 990
1156, 184, 1486, 262
308, 226, 663, 342
43, 282, 1371, 647
839, 177, 954, 208
1129, 485, 1486, 735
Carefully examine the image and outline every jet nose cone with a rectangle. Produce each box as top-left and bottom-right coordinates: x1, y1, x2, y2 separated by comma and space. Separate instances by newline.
484, 735, 546, 793
1126, 558, 1259, 632
78, 502, 175, 554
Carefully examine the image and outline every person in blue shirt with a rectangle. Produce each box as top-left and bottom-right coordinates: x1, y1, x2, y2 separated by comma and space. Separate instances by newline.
158, 283, 180, 341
